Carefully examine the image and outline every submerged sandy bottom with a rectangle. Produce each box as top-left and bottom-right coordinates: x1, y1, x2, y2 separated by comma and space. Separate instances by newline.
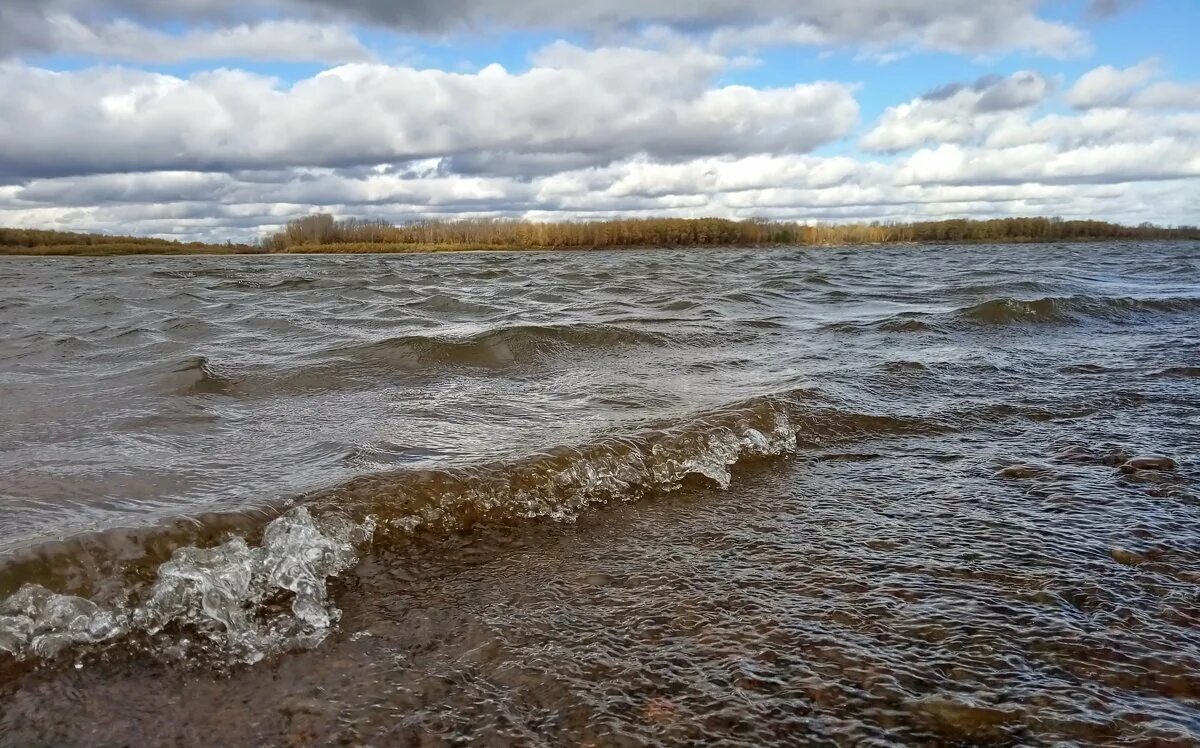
4, 431, 1199, 746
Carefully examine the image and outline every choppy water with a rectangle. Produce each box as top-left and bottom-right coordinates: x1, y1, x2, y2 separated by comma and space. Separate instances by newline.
0, 243, 1198, 746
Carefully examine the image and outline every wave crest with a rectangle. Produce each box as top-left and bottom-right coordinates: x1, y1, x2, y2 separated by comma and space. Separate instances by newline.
171, 355, 239, 395
340, 323, 666, 369
0, 395, 939, 665
334, 400, 799, 534
961, 296, 1200, 325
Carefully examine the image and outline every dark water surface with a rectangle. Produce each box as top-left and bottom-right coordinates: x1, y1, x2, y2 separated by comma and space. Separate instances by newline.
0, 243, 1198, 745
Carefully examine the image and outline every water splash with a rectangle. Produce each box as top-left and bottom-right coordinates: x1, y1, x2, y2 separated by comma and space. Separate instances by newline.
0, 404, 803, 665
0, 507, 369, 664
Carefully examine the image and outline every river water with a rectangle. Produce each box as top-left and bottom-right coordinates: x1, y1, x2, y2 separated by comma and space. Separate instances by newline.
0, 243, 1197, 745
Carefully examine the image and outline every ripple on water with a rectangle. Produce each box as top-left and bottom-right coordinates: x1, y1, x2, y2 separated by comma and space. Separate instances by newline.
0, 241, 1197, 745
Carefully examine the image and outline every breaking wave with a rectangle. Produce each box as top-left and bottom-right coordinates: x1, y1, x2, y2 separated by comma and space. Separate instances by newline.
0, 394, 933, 665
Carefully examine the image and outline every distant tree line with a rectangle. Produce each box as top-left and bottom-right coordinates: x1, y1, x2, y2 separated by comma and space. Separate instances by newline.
0, 228, 180, 248
0, 228, 256, 256
263, 215, 1200, 252
2, 216, 1196, 256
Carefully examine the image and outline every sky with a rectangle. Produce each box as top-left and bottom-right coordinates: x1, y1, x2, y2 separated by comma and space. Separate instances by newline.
0, 0, 1197, 242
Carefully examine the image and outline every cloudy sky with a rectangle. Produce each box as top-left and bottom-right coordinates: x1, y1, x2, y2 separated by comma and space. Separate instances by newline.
1, 0, 1197, 241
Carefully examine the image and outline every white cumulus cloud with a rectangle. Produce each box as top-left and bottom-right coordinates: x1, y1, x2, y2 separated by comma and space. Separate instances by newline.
0, 45, 859, 180
861, 72, 1053, 153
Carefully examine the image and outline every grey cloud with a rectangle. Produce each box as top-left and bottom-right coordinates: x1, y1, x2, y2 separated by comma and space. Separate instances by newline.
56, 18, 373, 64
970, 75, 1005, 91
14, 172, 233, 205
976, 72, 1052, 112
922, 73, 1049, 111
0, 5, 370, 63
442, 152, 616, 179
922, 82, 967, 101
0, 7, 59, 57
1, 0, 1086, 59
293, 0, 1087, 59
1085, 0, 1142, 20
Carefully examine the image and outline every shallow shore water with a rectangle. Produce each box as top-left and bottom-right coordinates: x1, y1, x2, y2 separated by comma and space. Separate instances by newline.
0, 243, 1197, 746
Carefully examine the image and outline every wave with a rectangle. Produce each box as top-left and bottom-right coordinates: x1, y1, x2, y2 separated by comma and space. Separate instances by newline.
150, 268, 247, 281
959, 295, 1200, 326
217, 276, 321, 291
338, 324, 668, 369
881, 360, 928, 372
827, 295, 1200, 335
398, 293, 504, 317
1058, 363, 1117, 375
0, 394, 937, 665
171, 355, 239, 395
1148, 366, 1200, 379
156, 324, 667, 400
822, 315, 936, 334
147, 323, 664, 401
878, 318, 935, 333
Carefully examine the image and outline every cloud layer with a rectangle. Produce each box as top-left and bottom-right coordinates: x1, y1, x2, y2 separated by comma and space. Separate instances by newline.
31, 17, 373, 64
2, 0, 1087, 59
0, 45, 858, 179
0, 2, 1196, 239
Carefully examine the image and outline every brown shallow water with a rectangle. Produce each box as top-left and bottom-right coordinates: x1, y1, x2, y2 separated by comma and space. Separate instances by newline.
0, 243, 1198, 745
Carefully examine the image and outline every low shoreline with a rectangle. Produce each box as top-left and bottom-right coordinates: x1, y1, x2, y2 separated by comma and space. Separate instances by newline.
2, 236, 1196, 258
4, 216, 1197, 257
